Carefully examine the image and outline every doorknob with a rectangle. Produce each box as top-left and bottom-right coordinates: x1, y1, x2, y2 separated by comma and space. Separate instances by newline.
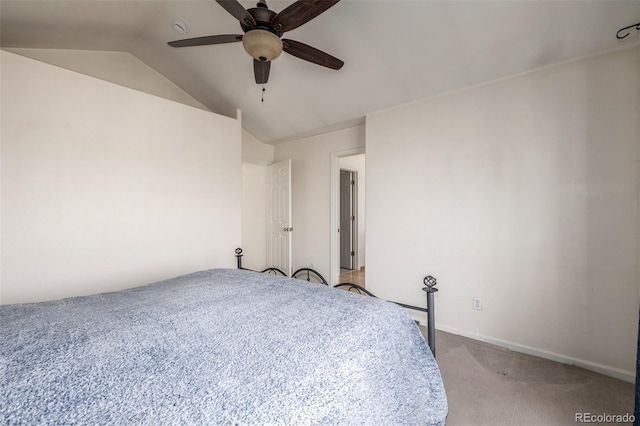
283, 227, 293, 232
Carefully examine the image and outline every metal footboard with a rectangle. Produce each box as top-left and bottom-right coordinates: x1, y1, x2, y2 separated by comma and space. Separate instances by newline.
234, 248, 439, 357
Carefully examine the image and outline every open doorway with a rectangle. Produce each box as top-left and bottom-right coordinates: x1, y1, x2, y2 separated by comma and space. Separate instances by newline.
330, 149, 365, 285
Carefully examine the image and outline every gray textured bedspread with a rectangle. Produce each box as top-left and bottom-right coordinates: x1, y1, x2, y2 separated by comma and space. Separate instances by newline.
1, 268, 447, 425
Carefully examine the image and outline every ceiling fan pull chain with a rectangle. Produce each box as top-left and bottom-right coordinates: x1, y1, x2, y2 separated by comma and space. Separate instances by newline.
262, 85, 266, 103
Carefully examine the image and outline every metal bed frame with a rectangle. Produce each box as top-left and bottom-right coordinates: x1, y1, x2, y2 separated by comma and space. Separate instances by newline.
234, 248, 439, 357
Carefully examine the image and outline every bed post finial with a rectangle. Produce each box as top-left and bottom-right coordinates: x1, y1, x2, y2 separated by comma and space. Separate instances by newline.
235, 248, 243, 269
423, 275, 438, 358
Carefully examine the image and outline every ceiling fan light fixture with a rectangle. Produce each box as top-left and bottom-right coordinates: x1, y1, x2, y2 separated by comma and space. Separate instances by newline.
242, 29, 283, 62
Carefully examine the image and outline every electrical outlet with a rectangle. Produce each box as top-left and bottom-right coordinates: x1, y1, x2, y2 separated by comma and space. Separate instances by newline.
473, 297, 482, 311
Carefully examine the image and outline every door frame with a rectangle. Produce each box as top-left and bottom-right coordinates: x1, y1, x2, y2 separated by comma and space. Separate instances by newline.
330, 147, 365, 285
339, 168, 358, 270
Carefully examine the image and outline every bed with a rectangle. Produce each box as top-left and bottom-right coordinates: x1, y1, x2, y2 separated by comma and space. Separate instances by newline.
236, 248, 441, 358
1, 266, 447, 424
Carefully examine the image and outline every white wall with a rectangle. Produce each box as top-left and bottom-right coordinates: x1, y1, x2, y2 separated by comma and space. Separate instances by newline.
339, 154, 366, 269
240, 129, 274, 270
1, 50, 242, 304
241, 163, 268, 271
5, 48, 208, 111
366, 46, 639, 380
274, 126, 365, 278
242, 129, 274, 165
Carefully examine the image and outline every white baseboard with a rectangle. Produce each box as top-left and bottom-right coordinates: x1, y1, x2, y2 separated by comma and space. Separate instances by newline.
428, 324, 635, 384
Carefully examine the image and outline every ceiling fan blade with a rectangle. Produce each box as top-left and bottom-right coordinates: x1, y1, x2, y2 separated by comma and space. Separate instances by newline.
168, 34, 243, 48
215, 0, 256, 28
282, 39, 343, 70
254, 59, 271, 84
272, 0, 340, 34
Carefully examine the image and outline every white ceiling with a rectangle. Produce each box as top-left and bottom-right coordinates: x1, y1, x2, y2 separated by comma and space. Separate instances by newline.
1, 0, 639, 144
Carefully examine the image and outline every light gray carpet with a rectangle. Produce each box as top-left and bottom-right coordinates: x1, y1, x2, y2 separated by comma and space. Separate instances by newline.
421, 329, 634, 425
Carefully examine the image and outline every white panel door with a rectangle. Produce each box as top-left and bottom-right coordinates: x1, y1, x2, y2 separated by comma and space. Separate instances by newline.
267, 159, 292, 274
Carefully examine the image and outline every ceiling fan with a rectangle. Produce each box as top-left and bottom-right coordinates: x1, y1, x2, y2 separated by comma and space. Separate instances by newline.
168, 0, 344, 84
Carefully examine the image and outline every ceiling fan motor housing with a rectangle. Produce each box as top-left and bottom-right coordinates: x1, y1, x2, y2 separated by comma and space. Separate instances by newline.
241, 6, 279, 34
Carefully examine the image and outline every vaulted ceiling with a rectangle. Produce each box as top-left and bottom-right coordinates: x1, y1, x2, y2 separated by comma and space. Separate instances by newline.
2, 0, 639, 144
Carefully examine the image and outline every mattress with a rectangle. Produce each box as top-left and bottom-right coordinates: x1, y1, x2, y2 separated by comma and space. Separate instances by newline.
1, 268, 447, 425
